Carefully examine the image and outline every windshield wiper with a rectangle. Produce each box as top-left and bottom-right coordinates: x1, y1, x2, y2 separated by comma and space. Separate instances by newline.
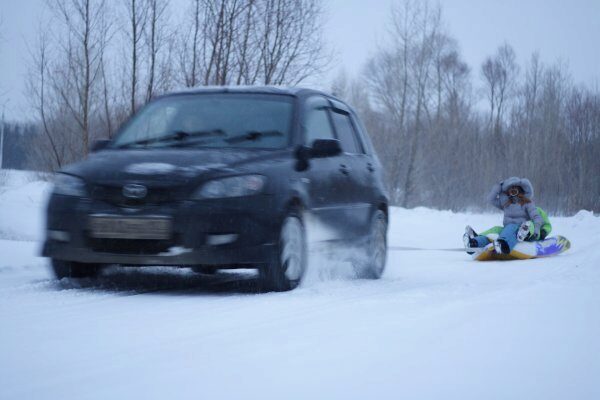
225, 130, 283, 144
118, 129, 225, 148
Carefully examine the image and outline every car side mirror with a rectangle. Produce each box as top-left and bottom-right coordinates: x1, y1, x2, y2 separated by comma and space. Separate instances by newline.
310, 139, 342, 158
294, 139, 342, 172
91, 139, 111, 152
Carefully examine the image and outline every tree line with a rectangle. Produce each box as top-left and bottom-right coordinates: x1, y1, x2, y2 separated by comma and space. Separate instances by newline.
24, 0, 328, 170
4, 0, 599, 213
333, 0, 599, 214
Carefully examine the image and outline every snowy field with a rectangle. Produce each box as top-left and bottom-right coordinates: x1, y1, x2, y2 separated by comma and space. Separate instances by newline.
1, 169, 599, 400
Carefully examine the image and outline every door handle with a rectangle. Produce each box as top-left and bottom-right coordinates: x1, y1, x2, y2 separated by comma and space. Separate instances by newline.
339, 164, 350, 175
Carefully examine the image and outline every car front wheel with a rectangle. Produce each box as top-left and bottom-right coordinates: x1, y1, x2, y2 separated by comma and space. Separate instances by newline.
260, 214, 307, 292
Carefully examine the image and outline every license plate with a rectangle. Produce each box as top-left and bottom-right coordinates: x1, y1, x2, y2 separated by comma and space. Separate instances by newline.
88, 215, 172, 240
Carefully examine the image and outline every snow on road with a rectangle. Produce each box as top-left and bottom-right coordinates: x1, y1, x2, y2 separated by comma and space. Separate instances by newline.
1, 170, 599, 400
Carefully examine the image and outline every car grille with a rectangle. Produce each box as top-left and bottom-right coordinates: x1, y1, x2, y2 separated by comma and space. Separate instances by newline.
90, 184, 186, 206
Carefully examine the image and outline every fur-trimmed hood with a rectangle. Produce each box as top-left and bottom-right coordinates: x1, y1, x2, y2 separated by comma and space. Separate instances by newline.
487, 177, 543, 230
501, 177, 534, 199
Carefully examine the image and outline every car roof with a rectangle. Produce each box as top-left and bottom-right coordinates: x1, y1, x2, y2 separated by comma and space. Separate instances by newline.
161, 85, 345, 103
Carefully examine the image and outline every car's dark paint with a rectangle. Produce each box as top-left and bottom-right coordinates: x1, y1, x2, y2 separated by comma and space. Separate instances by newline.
43, 86, 388, 272
90, 139, 111, 152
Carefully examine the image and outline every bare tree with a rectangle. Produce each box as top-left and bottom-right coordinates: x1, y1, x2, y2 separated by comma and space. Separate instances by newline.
330, 68, 349, 99
202, 0, 251, 85
49, 0, 111, 155
481, 43, 519, 136
0, 16, 7, 172
176, 0, 329, 88
565, 86, 600, 211
402, 2, 442, 207
145, 0, 170, 101
365, 0, 444, 206
25, 31, 63, 169
256, 0, 329, 85
123, 0, 148, 115
440, 50, 471, 127
178, 0, 202, 87
233, 0, 260, 85
523, 52, 543, 137
364, 0, 419, 204
0, 15, 8, 100
99, 50, 115, 138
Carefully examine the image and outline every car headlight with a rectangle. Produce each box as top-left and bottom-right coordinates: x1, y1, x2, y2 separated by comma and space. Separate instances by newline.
193, 175, 266, 199
53, 174, 87, 197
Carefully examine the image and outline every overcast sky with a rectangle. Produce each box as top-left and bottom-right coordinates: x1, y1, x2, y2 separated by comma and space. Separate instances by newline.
1, 0, 600, 120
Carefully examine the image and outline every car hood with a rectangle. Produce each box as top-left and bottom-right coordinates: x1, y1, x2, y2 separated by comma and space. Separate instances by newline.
62, 148, 286, 185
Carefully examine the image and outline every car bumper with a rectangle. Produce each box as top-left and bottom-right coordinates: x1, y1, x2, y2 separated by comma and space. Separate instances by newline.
42, 240, 276, 266
42, 194, 281, 267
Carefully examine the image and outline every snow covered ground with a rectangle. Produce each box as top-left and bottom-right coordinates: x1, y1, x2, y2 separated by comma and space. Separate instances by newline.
1, 169, 599, 400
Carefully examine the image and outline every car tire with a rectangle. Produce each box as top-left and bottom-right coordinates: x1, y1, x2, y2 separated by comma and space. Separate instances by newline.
356, 210, 387, 279
260, 214, 307, 292
51, 259, 103, 279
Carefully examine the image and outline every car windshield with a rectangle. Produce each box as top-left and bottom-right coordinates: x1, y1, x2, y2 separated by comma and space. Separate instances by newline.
112, 93, 295, 149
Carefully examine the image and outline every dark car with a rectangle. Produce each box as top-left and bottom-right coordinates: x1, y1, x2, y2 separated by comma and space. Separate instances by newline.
42, 87, 389, 291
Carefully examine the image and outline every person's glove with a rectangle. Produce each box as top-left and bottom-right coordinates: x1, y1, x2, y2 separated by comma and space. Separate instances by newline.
493, 182, 502, 196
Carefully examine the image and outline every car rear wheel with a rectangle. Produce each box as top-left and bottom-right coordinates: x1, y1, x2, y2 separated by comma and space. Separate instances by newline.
356, 210, 387, 279
260, 214, 307, 292
51, 259, 103, 279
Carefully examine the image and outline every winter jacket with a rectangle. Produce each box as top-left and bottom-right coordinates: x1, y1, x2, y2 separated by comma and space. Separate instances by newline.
479, 207, 551, 240
487, 177, 544, 236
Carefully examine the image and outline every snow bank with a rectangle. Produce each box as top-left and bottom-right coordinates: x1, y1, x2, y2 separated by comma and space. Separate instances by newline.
0, 170, 51, 241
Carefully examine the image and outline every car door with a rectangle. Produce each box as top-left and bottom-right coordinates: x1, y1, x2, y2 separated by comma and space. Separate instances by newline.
300, 95, 347, 240
328, 102, 373, 238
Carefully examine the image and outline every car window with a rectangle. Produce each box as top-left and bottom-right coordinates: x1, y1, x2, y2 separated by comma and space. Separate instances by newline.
113, 94, 294, 149
303, 97, 335, 145
349, 113, 372, 154
330, 110, 363, 154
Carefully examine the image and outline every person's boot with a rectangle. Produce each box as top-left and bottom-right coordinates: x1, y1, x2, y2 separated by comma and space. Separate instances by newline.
463, 226, 478, 254
494, 239, 510, 255
465, 225, 477, 239
517, 222, 531, 242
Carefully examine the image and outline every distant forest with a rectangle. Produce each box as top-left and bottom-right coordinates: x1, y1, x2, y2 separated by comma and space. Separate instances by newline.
1, 0, 598, 213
